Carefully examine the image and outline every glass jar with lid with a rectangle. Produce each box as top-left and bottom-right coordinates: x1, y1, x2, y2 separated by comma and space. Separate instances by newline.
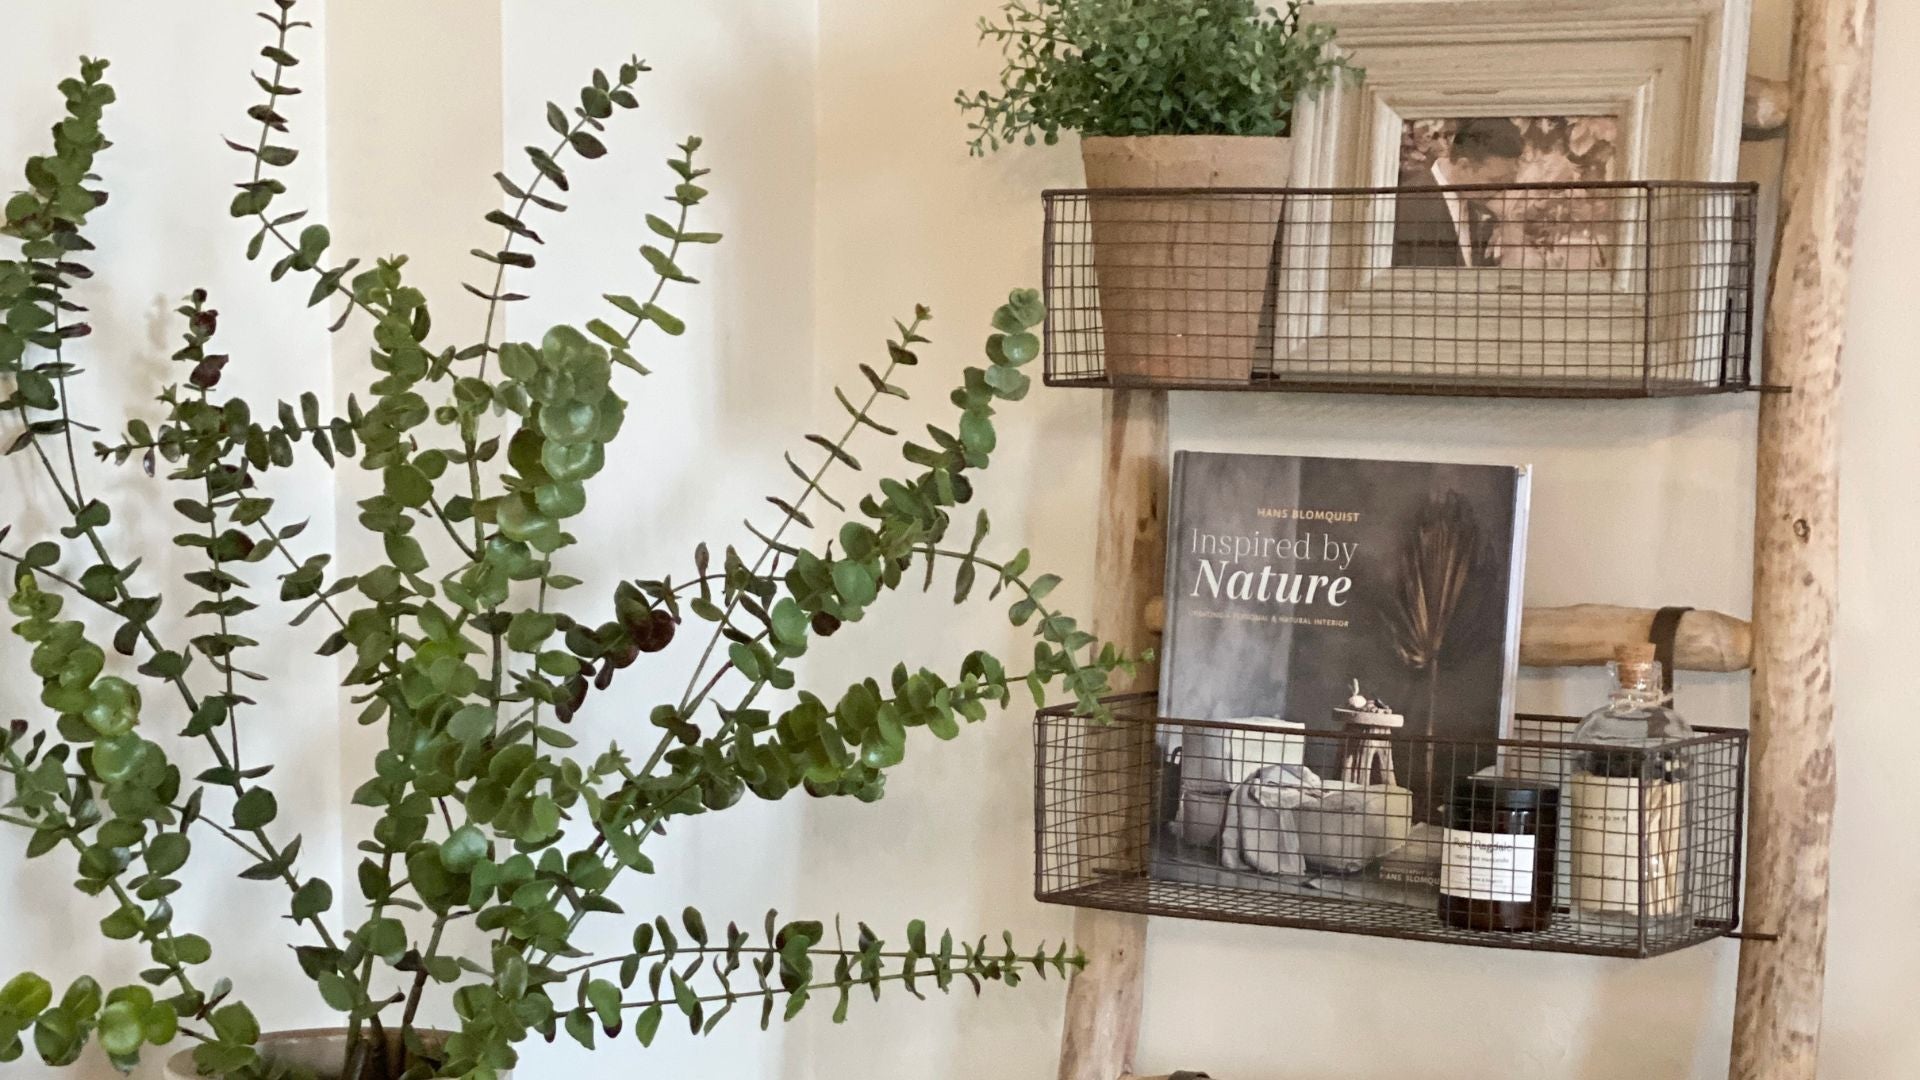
1569, 643, 1696, 928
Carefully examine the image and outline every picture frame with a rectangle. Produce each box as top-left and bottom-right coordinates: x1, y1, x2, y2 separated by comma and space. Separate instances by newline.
1272, 0, 1753, 389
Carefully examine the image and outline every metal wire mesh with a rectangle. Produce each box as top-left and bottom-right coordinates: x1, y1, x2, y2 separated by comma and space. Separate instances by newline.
1040, 181, 1758, 397
1034, 694, 1747, 958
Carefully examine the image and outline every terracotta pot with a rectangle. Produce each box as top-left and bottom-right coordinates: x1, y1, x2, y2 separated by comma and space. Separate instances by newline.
163, 1028, 502, 1080
1079, 135, 1293, 385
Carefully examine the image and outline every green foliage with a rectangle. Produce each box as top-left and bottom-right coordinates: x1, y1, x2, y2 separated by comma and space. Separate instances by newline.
956, 0, 1351, 154
0, 6, 1135, 1078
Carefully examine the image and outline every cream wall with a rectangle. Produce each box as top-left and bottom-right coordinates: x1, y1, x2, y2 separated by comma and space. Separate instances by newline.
3, 1, 1913, 1078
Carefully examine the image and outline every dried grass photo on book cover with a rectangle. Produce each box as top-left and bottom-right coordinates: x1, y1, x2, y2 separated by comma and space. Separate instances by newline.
1153, 452, 1531, 908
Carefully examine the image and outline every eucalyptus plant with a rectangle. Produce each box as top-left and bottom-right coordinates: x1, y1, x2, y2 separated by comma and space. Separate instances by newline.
956, 0, 1350, 155
0, 6, 1132, 1078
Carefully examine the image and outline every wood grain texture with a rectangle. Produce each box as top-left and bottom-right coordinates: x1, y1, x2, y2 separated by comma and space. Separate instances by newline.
1730, 0, 1874, 1076
1056, 389, 1167, 1080
1142, 598, 1752, 672
1518, 604, 1752, 672
1744, 73, 1792, 139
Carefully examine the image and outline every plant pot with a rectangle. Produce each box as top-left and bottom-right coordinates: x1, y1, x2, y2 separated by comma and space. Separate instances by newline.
163, 1028, 499, 1080
1079, 134, 1292, 385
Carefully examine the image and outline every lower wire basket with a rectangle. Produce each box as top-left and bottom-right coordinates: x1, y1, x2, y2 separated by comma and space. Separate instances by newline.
1034, 694, 1747, 958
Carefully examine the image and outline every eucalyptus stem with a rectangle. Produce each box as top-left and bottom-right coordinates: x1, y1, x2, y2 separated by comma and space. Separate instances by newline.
616, 954, 1011, 1014
256, 519, 347, 631
672, 312, 928, 718
43, 271, 88, 504
424, 493, 480, 561
198, 384, 242, 769
0, 747, 200, 1003
1, 472, 341, 956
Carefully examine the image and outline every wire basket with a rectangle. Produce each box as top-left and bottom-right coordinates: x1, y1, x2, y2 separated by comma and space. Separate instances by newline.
1034, 693, 1747, 958
1040, 181, 1758, 397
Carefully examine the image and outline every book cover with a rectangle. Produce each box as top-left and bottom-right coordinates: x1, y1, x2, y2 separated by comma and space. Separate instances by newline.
1152, 451, 1531, 901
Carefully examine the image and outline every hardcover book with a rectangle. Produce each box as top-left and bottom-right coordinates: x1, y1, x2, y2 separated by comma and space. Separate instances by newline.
1152, 451, 1531, 903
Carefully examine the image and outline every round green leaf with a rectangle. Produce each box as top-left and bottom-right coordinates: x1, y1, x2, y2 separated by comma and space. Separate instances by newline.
534, 481, 586, 519
57, 643, 104, 689
537, 400, 600, 444
169, 934, 212, 966
506, 428, 549, 479
439, 824, 488, 873
232, 787, 277, 830
97, 999, 142, 1057
141, 1003, 178, 1044
383, 463, 433, 508
145, 832, 190, 876
495, 496, 558, 550
447, 704, 495, 747
998, 331, 1039, 364
539, 440, 603, 482
291, 878, 333, 921
0, 973, 52, 1019
89, 735, 146, 784
82, 676, 139, 738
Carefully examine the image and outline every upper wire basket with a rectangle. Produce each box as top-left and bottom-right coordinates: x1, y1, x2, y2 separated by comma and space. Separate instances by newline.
1040, 181, 1759, 397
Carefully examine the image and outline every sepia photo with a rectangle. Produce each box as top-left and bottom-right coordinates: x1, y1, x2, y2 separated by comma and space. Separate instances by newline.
1392, 115, 1621, 270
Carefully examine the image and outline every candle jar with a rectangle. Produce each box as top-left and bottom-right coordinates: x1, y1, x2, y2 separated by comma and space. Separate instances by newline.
1438, 776, 1560, 932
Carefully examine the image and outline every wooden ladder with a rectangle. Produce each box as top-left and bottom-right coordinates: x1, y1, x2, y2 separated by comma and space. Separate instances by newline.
1051, 1, 1874, 1077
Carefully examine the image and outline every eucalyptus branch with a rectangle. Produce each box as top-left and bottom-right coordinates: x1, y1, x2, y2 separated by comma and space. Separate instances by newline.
93, 418, 333, 462
425, 493, 480, 561
3, 503, 340, 958
0, 740, 204, 1019
673, 307, 930, 718
545, 913, 1078, 1046
470, 58, 650, 370
196, 392, 243, 768
44, 285, 86, 505
256, 518, 348, 632
3, 26, 1128, 1078
229, 3, 387, 333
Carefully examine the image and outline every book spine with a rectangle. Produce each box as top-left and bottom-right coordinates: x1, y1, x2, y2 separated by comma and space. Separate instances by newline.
1155, 450, 1186, 718
1497, 466, 1533, 740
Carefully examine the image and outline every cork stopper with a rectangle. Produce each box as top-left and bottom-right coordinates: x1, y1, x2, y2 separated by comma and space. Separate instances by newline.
1613, 643, 1657, 665
1613, 642, 1658, 688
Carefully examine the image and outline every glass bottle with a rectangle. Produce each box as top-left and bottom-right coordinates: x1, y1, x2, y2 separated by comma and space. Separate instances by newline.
1569, 643, 1695, 932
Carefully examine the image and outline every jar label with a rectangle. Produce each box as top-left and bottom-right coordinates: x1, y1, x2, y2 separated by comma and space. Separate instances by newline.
1440, 829, 1537, 902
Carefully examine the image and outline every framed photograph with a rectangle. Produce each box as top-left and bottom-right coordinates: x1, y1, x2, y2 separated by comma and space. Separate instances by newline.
1273, 0, 1752, 389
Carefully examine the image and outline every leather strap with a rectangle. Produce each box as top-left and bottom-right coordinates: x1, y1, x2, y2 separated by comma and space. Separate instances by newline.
1647, 605, 1693, 697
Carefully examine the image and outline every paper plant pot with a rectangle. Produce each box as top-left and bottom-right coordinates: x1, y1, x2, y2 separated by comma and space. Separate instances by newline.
1177, 779, 1235, 847
1079, 135, 1292, 385
164, 1028, 500, 1080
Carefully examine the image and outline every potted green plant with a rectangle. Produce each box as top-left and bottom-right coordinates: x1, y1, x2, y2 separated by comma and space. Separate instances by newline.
0, 6, 1134, 1078
958, 0, 1349, 384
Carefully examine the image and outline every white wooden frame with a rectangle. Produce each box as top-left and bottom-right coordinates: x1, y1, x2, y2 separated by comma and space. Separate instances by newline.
1277, 0, 1753, 386
1294, 0, 1750, 187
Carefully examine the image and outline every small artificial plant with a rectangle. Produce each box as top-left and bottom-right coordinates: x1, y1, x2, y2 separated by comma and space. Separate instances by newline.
0, 5, 1133, 1078
955, 0, 1350, 155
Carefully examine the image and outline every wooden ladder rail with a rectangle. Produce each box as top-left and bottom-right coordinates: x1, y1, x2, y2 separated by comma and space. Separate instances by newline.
1731, 0, 1873, 1077
1051, 2, 1875, 1071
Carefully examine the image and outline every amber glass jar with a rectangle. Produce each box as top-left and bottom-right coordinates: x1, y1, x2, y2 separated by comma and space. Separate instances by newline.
1438, 776, 1559, 932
